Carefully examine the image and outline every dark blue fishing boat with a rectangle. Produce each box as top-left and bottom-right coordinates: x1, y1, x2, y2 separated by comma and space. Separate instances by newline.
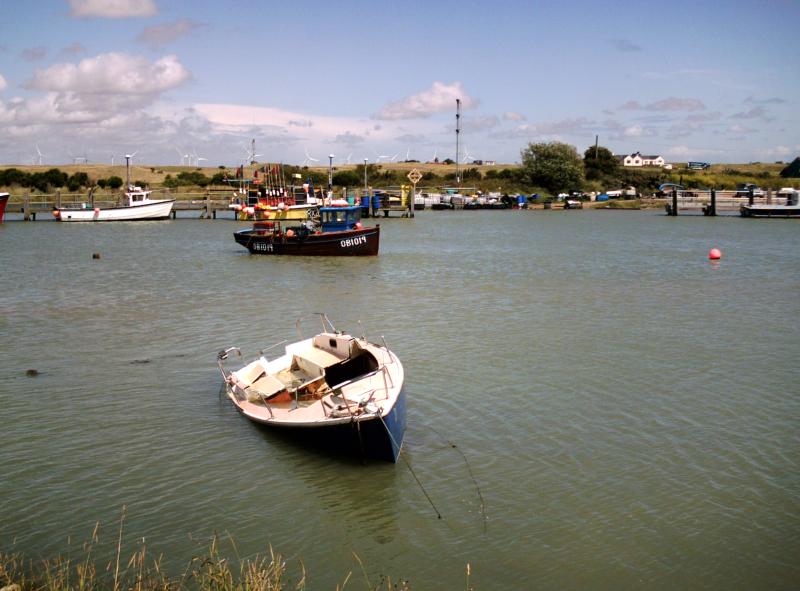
233, 205, 379, 256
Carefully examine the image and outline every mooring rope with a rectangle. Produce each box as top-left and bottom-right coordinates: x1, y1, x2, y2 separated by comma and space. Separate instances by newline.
378, 413, 442, 519
430, 425, 487, 533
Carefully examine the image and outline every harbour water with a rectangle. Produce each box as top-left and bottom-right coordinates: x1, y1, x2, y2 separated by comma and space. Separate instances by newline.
1, 210, 798, 589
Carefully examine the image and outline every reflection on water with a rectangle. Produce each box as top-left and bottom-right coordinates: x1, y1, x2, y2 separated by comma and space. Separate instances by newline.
1, 211, 799, 589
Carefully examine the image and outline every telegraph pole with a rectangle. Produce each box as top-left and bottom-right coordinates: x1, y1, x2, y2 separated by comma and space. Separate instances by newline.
455, 98, 461, 187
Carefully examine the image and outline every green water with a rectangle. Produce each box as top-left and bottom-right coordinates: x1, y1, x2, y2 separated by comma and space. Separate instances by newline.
1, 210, 798, 589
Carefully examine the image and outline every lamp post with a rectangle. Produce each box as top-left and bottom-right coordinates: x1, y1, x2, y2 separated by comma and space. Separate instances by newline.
363, 158, 368, 191
328, 154, 334, 192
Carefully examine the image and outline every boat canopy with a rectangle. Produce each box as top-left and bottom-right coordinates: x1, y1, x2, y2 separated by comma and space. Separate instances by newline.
320, 205, 361, 232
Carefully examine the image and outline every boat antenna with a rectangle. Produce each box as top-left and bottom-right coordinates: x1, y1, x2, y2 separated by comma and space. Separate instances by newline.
455, 98, 461, 187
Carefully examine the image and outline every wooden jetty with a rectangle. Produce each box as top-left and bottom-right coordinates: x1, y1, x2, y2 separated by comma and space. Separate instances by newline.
1, 188, 414, 221
664, 188, 779, 216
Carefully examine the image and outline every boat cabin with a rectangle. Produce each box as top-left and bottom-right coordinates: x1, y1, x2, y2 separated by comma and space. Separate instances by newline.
125, 186, 153, 205
320, 205, 361, 232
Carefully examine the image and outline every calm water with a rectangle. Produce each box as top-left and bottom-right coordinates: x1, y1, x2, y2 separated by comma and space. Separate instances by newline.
1, 210, 799, 589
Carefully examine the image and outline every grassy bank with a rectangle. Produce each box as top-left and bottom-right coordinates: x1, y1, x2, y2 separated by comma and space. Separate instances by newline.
1, 161, 795, 198
1, 514, 474, 590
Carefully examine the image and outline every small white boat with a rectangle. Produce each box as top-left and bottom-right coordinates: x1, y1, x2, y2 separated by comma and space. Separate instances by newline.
54, 186, 174, 222
54, 155, 174, 222
217, 314, 406, 462
741, 188, 800, 218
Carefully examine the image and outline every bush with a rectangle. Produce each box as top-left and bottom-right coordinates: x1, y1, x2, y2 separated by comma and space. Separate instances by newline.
107, 176, 123, 189
332, 170, 361, 186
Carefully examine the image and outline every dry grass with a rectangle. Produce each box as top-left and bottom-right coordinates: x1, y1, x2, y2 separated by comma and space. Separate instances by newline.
0, 511, 465, 591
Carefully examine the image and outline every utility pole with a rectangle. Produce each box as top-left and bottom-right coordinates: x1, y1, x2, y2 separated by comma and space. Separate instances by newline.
455, 98, 461, 187
594, 135, 599, 160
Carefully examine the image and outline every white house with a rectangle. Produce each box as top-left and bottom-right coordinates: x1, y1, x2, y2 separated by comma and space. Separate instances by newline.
618, 151, 666, 167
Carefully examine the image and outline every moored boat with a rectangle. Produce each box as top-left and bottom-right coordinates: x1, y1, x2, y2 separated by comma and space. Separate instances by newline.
54, 186, 175, 221
217, 313, 406, 462
740, 189, 800, 218
0, 192, 8, 222
53, 156, 174, 222
234, 205, 379, 256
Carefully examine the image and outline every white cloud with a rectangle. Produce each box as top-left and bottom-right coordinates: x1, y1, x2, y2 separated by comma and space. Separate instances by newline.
503, 111, 527, 122
26, 53, 190, 95
69, 0, 158, 18
0, 74, 6, 91
620, 97, 705, 112
622, 124, 657, 137
136, 19, 203, 48
373, 81, 476, 120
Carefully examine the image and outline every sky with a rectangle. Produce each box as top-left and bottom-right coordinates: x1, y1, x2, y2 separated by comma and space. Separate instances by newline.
0, 0, 798, 167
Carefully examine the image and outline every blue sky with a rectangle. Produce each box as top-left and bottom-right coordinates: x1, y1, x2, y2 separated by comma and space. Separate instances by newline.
0, 0, 798, 167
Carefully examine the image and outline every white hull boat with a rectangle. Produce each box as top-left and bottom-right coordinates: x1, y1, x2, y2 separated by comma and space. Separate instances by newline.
55, 196, 174, 222
217, 314, 406, 462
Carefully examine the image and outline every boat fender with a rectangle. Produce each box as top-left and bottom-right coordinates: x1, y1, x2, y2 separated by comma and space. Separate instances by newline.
286, 229, 295, 238
52, 210, 61, 218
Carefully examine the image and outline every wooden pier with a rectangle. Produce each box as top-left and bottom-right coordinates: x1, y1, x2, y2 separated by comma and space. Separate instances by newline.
2, 188, 413, 221
664, 188, 781, 216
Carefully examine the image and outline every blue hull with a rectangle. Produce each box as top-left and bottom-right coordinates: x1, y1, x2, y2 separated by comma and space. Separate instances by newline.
243, 386, 406, 463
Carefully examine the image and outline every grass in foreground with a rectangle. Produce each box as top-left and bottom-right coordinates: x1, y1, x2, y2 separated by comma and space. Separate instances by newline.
1, 512, 475, 590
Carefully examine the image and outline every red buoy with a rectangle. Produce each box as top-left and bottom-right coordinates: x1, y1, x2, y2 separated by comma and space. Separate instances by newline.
709, 248, 722, 260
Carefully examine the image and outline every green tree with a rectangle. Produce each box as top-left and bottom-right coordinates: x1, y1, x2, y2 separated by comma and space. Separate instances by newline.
520, 142, 584, 193
583, 145, 619, 180
107, 176, 123, 189
332, 170, 361, 186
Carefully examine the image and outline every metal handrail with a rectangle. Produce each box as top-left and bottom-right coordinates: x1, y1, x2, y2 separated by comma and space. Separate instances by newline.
295, 312, 337, 340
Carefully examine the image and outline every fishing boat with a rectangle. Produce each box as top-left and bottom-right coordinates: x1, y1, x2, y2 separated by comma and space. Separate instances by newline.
53, 156, 174, 222
217, 313, 406, 462
227, 166, 322, 222
0, 192, 9, 222
233, 205, 380, 256
53, 185, 175, 221
740, 189, 800, 218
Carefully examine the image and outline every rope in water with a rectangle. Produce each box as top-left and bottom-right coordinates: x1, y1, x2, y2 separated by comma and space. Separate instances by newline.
378, 413, 441, 519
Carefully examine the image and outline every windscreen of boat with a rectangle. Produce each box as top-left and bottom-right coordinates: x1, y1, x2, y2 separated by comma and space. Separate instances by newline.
324, 351, 379, 388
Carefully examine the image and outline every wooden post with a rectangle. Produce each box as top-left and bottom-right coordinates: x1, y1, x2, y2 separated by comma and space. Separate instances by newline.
368, 186, 374, 218
748, 186, 754, 206
55, 189, 61, 209
710, 188, 716, 217
205, 189, 212, 219
671, 188, 678, 216
23, 192, 31, 221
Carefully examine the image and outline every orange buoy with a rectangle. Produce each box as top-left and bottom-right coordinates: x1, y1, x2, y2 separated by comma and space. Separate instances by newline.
93, 207, 100, 214
286, 229, 295, 237
355, 222, 363, 229
709, 248, 722, 260
52, 210, 60, 218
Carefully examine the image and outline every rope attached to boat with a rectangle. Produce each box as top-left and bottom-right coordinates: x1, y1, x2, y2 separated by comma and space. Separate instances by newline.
430, 425, 487, 533
377, 413, 441, 520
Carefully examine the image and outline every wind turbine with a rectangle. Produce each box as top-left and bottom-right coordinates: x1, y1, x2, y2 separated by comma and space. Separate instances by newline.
431, 148, 438, 163
374, 150, 391, 164
192, 148, 207, 167
175, 147, 191, 165
404, 148, 411, 162
390, 153, 399, 162
34, 144, 44, 165
462, 146, 475, 164
303, 148, 319, 166
344, 153, 352, 165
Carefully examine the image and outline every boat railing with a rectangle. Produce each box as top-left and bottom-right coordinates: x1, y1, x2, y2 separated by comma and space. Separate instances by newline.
257, 339, 288, 360
295, 312, 337, 339
216, 347, 241, 382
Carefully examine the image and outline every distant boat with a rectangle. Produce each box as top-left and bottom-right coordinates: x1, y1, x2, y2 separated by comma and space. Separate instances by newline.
53, 156, 174, 222
217, 313, 406, 462
0, 192, 8, 222
53, 186, 175, 222
741, 189, 800, 218
234, 205, 380, 256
